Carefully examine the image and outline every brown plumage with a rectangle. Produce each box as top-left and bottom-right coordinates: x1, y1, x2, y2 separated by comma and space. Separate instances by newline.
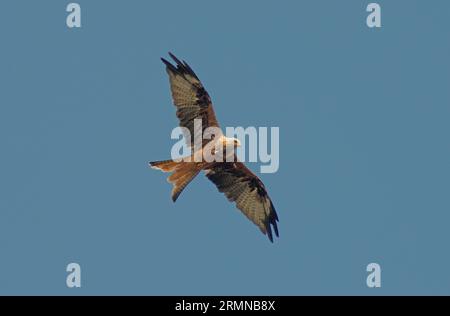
161, 52, 220, 148
205, 159, 279, 242
150, 53, 279, 242
150, 160, 202, 202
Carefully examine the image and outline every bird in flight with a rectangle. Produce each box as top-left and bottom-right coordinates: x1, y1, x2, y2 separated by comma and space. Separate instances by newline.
149, 53, 279, 242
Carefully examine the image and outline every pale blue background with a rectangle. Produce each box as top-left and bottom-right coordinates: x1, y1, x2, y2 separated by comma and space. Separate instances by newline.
0, 0, 449, 295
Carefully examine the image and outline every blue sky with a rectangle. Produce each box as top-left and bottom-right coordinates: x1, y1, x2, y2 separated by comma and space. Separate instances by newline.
0, 0, 449, 294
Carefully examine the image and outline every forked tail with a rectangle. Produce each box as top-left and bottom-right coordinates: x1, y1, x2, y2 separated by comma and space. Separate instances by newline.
149, 160, 202, 202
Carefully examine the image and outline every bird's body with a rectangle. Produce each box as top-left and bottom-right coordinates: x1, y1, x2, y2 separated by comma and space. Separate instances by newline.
150, 53, 279, 242
191, 134, 241, 163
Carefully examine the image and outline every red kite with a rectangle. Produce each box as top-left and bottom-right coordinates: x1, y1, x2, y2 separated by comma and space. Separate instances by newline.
150, 53, 279, 242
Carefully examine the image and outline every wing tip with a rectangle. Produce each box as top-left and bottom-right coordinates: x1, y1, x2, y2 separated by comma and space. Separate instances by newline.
266, 201, 279, 243
168, 52, 181, 64
161, 52, 199, 80
267, 229, 274, 243
161, 57, 178, 73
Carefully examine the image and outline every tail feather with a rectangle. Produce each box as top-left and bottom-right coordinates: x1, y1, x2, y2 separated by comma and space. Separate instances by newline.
171, 167, 200, 202
149, 160, 178, 172
149, 160, 201, 202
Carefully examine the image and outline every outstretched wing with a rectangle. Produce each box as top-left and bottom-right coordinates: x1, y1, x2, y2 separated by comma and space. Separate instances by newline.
205, 161, 279, 242
161, 52, 220, 147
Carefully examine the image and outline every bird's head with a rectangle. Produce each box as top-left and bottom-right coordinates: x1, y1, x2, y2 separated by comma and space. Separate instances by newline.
222, 137, 241, 154
225, 137, 241, 148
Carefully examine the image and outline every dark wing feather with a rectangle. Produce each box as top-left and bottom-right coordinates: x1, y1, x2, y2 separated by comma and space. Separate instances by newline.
205, 161, 279, 242
161, 53, 220, 147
